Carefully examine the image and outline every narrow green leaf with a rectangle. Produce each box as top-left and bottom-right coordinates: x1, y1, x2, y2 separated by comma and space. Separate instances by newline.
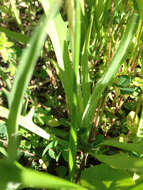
99, 138, 143, 155
81, 12, 139, 144
39, 0, 74, 113
93, 0, 107, 38
40, 0, 81, 179
90, 153, 143, 173
65, 0, 74, 43
81, 5, 94, 107
0, 26, 29, 44
7, 1, 61, 162
0, 105, 50, 140
79, 0, 85, 15
73, 1, 81, 81
69, 0, 82, 179
9, 0, 23, 32
136, 0, 143, 19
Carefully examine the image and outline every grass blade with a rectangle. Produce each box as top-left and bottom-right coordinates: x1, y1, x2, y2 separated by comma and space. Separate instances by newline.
81, 5, 94, 107
7, 1, 61, 162
81, 12, 139, 144
40, 0, 74, 113
9, 0, 23, 32
40, 0, 83, 178
69, 0, 82, 179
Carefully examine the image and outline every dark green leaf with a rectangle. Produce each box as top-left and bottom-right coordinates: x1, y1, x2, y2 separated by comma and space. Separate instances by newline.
116, 75, 131, 88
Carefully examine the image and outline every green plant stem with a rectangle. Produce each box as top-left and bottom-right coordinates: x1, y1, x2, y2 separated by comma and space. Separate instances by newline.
75, 152, 88, 184
69, 0, 81, 180
88, 94, 106, 144
108, 0, 114, 64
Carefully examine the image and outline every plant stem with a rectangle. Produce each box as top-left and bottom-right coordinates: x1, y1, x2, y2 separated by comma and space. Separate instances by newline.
88, 95, 106, 144
108, 0, 114, 64
75, 152, 88, 184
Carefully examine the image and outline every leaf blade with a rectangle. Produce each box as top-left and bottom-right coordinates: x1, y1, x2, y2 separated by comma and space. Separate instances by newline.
7, 1, 61, 162
81, 12, 139, 144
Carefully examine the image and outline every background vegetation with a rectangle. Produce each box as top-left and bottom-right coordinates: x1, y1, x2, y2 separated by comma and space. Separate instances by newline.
0, 0, 143, 189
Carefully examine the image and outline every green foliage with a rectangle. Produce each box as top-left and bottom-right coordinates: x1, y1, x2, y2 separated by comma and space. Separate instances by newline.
0, 106, 50, 140
0, 26, 29, 44
0, 0, 143, 189
0, 32, 14, 63
116, 75, 131, 88
135, 0, 143, 19
99, 138, 143, 155
92, 153, 143, 173
79, 164, 134, 190
0, 160, 86, 190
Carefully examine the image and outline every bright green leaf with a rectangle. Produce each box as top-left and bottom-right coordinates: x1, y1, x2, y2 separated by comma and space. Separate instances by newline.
79, 164, 134, 190
99, 138, 143, 155
0, 160, 87, 190
90, 153, 143, 173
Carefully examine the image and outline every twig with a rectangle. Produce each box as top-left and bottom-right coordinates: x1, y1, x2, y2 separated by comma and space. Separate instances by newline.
75, 152, 88, 183
88, 97, 105, 143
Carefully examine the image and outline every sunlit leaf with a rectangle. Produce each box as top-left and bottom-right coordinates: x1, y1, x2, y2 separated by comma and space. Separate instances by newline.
7, 1, 61, 161
79, 164, 134, 190
0, 160, 87, 190
90, 152, 143, 173
99, 138, 143, 155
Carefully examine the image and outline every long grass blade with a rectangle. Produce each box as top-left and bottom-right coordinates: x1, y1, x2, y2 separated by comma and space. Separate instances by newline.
39, 0, 74, 113
81, 4, 94, 107
68, 0, 82, 179
81, 12, 139, 144
7, 1, 61, 162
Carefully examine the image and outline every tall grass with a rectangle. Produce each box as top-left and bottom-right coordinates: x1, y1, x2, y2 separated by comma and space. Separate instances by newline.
0, 0, 143, 189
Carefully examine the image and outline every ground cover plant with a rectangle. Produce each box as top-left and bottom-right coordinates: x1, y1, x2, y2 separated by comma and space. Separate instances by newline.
0, 0, 143, 189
